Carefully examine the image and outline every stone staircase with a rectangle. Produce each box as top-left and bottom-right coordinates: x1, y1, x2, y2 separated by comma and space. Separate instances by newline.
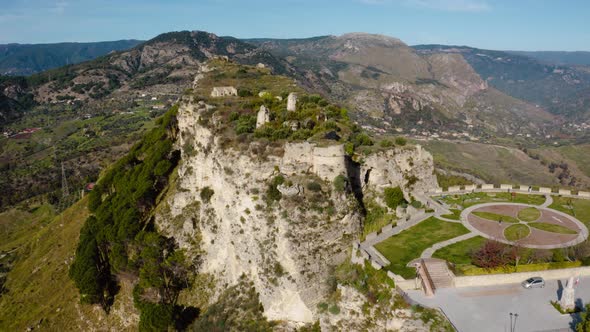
423, 259, 454, 290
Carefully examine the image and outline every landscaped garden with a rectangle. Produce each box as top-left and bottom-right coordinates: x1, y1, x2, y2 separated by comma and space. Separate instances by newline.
374, 217, 470, 278
550, 197, 590, 226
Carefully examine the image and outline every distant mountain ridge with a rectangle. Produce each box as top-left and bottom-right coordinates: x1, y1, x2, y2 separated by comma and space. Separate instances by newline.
414, 44, 590, 120
0, 40, 143, 76
507, 51, 590, 66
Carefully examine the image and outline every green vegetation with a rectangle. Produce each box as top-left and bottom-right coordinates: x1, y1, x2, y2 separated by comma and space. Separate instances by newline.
383, 186, 405, 210
333, 174, 347, 192
517, 207, 541, 221
0, 198, 137, 331
0, 99, 169, 210
504, 224, 530, 241
423, 140, 563, 186
200, 187, 214, 203
190, 276, 275, 331
375, 217, 470, 278
70, 106, 198, 330
435, 171, 473, 190
362, 199, 396, 239
433, 236, 486, 265
550, 197, 590, 226
334, 260, 395, 307
529, 222, 578, 234
472, 211, 519, 223
459, 261, 581, 276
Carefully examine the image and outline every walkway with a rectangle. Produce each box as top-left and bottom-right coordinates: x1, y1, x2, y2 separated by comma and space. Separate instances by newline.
541, 193, 554, 208
420, 233, 478, 258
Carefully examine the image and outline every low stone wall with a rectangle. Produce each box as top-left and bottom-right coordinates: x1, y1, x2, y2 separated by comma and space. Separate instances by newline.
430, 184, 590, 200
455, 266, 590, 288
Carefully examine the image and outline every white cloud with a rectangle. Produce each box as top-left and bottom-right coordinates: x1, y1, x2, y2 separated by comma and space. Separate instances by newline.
360, 0, 491, 12
50, 0, 68, 14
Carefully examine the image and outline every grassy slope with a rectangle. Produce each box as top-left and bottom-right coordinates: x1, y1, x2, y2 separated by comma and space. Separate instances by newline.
531, 144, 590, 187
422, 140, 560, 186
374, 217, 469, 278
0, 198, 137, 331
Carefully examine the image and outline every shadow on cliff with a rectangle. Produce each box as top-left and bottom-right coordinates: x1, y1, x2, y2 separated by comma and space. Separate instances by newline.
345, 156, 367, 218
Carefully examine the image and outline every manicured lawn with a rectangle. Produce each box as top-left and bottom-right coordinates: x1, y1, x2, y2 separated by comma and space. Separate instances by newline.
374, 217, 470, 279
529, 222, 578, 234
549, 197, 590, 226
473, 211, 519, 223
441, 209, 462, 220
436, 192, 546, 210
504, 224, 530, 241
518, 207, 541, 222
432, 236, 486, 265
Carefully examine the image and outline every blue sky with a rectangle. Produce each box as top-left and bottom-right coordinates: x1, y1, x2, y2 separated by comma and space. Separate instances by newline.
1, 0, 589, 51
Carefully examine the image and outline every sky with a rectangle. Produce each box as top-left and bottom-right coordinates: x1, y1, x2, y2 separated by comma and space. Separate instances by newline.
0, 0, 589, 51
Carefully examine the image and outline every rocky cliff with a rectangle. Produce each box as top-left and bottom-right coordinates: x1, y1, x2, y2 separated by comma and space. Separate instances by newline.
154, 61, 439, 326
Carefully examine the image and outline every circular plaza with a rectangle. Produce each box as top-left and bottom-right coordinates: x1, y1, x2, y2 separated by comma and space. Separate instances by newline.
462, 203, 589, 249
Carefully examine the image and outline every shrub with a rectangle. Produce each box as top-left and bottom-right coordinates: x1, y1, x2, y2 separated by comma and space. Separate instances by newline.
266, 175, 284, 203
384, 186, 405, 209
344, 142, 354, 156
472, 240, 510, 268
235, 115, 256, 134
352, 133, 373, 147
200, 187, 214, 203
333, 175, 347, 192
328, 305, 340, 315
395, 137, 407, 146
307, 181, 322, 192
237, 88, 253, 97
379, 139, 394, 148
410, 200, 422, 209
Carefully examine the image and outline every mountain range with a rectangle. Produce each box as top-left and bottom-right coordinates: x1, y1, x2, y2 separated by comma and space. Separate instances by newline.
0, 40, 143, 76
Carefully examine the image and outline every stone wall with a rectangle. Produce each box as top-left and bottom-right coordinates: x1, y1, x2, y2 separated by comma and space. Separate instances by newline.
430, 183, 590, 200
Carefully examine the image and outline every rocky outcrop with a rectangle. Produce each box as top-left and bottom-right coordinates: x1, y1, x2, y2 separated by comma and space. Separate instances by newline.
287, 92, 298, 111
256, 105, 270, 128
155, 65, 439, 326
361, 145, 439, 200
280, 142, 347, 181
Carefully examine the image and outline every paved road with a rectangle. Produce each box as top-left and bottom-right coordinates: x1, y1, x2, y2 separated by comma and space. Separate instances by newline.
406, 277, 590, 332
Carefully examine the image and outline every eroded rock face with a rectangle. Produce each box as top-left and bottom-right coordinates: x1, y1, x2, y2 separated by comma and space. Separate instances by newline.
159, 99, 361, 324
361, 145, 439, 200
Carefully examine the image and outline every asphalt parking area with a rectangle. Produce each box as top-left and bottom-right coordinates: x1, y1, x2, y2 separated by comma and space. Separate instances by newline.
406, 277, 590, 332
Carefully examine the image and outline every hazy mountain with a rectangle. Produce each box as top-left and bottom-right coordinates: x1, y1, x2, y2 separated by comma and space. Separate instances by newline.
415, 45, 590, 120
508, 50, 590, 66
0, 40, 143, 76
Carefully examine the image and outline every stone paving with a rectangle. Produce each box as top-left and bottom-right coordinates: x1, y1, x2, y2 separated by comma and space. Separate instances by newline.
406, 277, 590, 332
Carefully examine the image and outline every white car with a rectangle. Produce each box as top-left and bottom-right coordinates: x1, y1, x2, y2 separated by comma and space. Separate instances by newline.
522, 277, 545, 289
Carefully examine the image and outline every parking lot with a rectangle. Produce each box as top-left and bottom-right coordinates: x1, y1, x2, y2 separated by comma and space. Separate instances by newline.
406, 277, 590, 332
